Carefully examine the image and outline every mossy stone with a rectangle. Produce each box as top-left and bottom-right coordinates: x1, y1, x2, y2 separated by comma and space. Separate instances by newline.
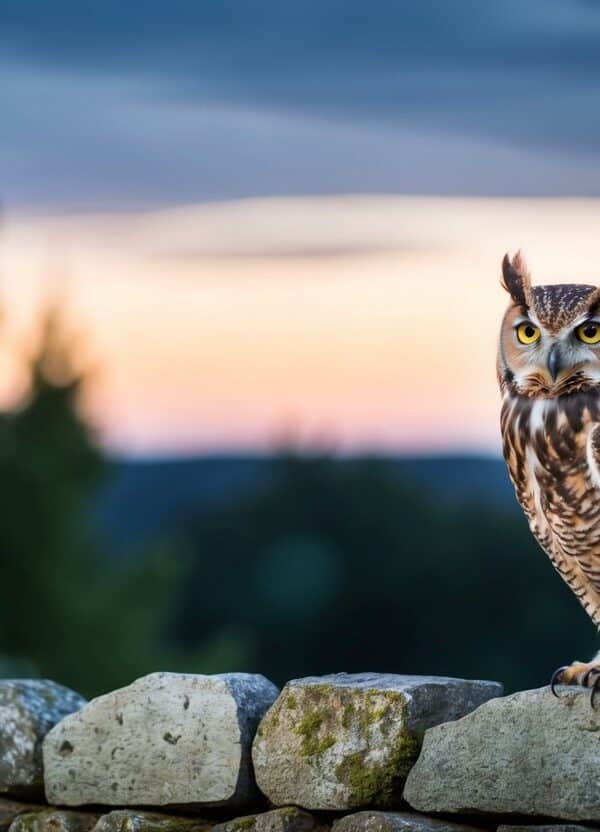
332, 811, 485, 832
213, 807, 316, 832
9, 810, 99, 832
252, 673, 502, 811
0, 800, 46, 832
94, 812, 211, 832
0, 681, 85, 801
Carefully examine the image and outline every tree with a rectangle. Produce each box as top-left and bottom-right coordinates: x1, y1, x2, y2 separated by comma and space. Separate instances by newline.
0, 302, 215, 696
176, 451, 597, 693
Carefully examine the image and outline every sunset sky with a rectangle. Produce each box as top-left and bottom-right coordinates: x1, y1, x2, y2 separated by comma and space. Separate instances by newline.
3, 2, 600, 456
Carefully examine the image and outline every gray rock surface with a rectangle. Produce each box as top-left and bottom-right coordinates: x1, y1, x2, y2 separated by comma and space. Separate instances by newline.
332, 812, 485, 832
0, 800, 46, 832
404, 686, 600, 821
93, 812, 211, 832
9, 811, 99, 832
498, 827, 597, 832
252, 673, 502, 810
213, 807, 317, 832
0, 680, 86, 800
43, 672, 279, 810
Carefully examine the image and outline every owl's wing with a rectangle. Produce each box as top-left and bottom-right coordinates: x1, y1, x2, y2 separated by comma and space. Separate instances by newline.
552, 422, 600, 627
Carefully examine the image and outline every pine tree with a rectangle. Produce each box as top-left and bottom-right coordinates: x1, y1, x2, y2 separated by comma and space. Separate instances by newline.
0, 302, 204, 696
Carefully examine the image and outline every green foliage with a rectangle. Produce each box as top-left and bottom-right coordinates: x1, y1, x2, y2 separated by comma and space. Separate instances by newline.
0, 304, 243, 696
0, 304, 593, 697
177, 451, 598, 693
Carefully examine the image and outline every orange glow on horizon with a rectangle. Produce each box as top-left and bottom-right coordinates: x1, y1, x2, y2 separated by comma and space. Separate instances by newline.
3, 196, 600, 456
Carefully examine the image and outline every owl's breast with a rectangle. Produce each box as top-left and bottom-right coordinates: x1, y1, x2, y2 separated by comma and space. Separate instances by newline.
502, 393, 600, 569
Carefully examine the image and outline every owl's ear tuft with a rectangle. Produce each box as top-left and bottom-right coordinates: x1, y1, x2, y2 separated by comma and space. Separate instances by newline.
501, 251, 532, 307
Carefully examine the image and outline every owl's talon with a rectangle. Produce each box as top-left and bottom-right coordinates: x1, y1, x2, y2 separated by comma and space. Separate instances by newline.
549, 661, 600, 701
551, 666, 568, 697
583, 666, 600, 688
591, 676, 600, 709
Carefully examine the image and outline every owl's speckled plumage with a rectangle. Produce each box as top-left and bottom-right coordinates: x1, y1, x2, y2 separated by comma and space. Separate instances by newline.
498, 253, 600, 648
501, 393, 600, 627
531, 284, 598, 333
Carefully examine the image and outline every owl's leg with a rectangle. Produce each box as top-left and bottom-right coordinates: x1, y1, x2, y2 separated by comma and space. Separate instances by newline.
551, 657, 600, 707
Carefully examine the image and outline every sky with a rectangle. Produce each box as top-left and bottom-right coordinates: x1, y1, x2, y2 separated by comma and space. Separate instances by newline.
2, 2, 600, 455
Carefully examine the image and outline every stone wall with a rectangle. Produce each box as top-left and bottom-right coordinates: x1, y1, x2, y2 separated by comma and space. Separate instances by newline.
0, 671, 595, 832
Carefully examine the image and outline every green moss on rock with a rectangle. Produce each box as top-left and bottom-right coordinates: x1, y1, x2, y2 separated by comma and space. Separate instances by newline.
341, 702, 356, 729
294, 711, 336, 757
10, 811, 100, 832
227, 818, 257, 832
303, 684, 334, 697
96, 812, 211, 832
277, 808, 302, 819
0, 802, 47, 832
288, 685, 416, 800
335, 729, 420, 807
213, 807, 315, 832
253, 673, 502, 811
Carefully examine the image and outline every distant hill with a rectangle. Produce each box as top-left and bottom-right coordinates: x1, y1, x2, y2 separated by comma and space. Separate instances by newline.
94, 455, 517, 554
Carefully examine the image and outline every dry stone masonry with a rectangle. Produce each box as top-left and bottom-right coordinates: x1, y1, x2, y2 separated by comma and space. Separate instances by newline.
44, 673, 279, 810
497, 828, 597, 832
252, 673, 501, 810
93, 812, 212, 832
3, 670, 600, 832
331, 813, 485, 832
403, 685, 600, 822
212, 807, 318, 832
9, 811, 100, 832
0, 800, 47, 832
0, 681, 86, 801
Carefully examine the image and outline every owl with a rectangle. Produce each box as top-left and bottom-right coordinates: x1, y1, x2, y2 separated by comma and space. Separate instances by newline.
498, 251, 600, 704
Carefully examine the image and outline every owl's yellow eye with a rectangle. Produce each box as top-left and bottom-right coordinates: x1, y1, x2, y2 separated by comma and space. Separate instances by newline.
516, 322, 541, 345
576, 322, 600, 344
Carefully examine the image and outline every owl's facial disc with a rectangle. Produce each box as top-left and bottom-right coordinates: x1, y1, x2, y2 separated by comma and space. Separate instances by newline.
501, 306, 600, 397
498, 253, 600, 397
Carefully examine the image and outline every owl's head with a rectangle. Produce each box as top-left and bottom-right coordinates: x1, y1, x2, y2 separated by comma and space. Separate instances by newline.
498, 252, 600, 398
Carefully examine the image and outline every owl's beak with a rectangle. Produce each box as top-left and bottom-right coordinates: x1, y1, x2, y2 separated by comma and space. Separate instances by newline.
547, 344, 566, 382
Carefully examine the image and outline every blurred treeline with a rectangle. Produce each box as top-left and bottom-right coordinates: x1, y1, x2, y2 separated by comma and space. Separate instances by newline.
0, 306, 597, 698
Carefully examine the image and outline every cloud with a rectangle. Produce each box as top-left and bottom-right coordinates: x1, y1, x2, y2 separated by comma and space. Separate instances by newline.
3, 1, 600, 80
3, 0, 600, 207
9, 196, 447, 262
6, 72, 600, 213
